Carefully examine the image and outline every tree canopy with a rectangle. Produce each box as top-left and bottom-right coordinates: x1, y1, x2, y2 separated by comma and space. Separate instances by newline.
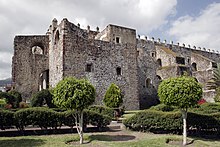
158, 76, 202, 109
53, 77, 96, 111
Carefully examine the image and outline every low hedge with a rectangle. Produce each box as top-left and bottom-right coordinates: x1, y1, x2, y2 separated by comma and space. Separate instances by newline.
123, 110, 220, 134
149, 104, 177, 112
88, 105, 114, 118
0, 110, 15, 130
191, 103, 220, 114
123, 110, 182, 134
14, 107, 61, 131
1, 107, 111, 132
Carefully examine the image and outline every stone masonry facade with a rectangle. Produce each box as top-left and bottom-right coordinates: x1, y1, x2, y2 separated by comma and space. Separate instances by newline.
12, 18, 220, 110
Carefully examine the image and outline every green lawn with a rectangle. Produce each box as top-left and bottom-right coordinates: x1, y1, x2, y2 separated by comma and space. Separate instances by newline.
0, 131, 220, 147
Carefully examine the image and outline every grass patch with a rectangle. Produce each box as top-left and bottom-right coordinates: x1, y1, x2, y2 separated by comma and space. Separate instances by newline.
0, 132, 219, 147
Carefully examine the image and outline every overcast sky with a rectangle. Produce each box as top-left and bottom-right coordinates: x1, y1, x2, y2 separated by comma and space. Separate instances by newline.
0, 0, 220, 80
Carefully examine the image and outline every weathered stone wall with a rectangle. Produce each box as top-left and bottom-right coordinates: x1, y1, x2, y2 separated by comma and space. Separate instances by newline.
191, 53, 212, 71
96, 24, 136, 44
58, 20, 139, 110
13, 35, 49, 101
136, 39, 160, 108
12, 18, 220, 108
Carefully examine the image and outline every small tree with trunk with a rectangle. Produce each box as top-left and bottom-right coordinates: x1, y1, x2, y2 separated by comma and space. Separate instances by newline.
53, 77, 95, 144
158, 76, 202, 146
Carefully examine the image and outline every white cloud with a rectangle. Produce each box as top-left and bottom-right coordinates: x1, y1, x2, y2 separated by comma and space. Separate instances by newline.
169, 2, 220, 51
0, 0, 177, 79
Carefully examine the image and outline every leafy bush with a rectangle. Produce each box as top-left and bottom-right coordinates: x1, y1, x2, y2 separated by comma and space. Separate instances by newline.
103, 83, 123, 108
149, 104, 177, 112
31, 89, 56, 108
214, 88, 220, 102
123, 110, 220, 134
0, 92, 16, 108
88, 105, 114, 118
84, 110, 111, 128
0, 98, 6, 108
8, 90, 22, 108
191, 103, 220, 114
0, 110, 14, 130
62, 109, 111, 129
123, 110, 182, 133
14, 107, 60, 131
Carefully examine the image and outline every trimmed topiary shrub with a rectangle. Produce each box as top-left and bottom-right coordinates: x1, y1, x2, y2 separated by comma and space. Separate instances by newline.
14, 107, 60, 131
149, 104, 177, 112
191, 103, 220, 114
123, 110, 220, 134
88, 105, 114, 118
84, 110, 111, 129
123, 110, 182, 134
103, 83, 123, 108
0, 109, 14, 130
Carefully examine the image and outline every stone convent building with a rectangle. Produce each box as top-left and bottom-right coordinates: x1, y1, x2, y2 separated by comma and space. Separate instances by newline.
12, 18, 220, 110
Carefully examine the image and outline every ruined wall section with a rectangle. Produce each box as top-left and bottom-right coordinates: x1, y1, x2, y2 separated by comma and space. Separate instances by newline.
192, 50, 220, 63
62, 20, 139, 110
48, 19, 70, 87
136, 39, 159, 108
13, 35, 49, 101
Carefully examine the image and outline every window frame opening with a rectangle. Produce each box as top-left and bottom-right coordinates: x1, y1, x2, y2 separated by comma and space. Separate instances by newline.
116, 67, 122, 75
85, 63, 92, 72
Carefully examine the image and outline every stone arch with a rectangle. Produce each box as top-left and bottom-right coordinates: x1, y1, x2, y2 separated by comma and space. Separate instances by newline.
157, 58, 162, 67
146, 78, 151, 88
192, 62, 197, 71
31, 42, 45, 55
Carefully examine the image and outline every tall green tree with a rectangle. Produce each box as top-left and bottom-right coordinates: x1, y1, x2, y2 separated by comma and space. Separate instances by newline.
103, 83, 123, 108
158, 76, 202, 146
207, 63, 220, 90
53, 77, 95, 144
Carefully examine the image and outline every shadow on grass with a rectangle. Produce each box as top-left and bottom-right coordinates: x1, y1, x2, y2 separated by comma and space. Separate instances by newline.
89, 134, 136, 142
0, 138, 45, 147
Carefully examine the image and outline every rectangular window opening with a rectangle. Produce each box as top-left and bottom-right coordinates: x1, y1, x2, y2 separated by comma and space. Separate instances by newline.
86, 64, 92, 72
116, 67, 122, 75
176, 57, 185, 65
116, 37, 120, 43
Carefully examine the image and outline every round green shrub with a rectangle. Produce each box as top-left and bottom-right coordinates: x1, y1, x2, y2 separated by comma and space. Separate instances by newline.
103, 83, 123, 108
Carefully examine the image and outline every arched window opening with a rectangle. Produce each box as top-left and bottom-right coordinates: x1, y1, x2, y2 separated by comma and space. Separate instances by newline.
192, 62, 197, 71
54, 31, 60, 45
116, 67, 122, 75
157, 59, 162, 67
146, 78, 151, 88
32, 46, 43, 54
156, 75, 162, 82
